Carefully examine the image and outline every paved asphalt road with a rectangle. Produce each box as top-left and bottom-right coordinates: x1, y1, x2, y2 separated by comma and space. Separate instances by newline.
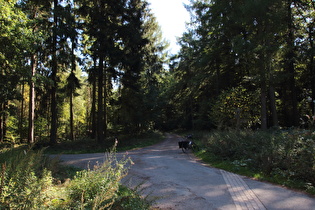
57, 134, 315, 210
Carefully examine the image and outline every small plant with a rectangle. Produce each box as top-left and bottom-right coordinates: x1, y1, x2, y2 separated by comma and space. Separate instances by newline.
0, 147, 52, 209
66, 145, 132, 209
112, 185, 152, 210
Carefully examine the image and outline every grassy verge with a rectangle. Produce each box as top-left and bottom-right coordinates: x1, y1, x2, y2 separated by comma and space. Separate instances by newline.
187, 130, 315, 196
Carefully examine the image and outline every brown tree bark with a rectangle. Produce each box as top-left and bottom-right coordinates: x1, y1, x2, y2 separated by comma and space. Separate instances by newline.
282, 0, 298, 126
49, 0, 59, 145
28, 54, 36, 144
97, 55, 105, 143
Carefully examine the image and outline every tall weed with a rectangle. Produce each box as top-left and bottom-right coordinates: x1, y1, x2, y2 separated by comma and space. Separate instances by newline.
0, 148, 52, 209
67, 148, 132, 209
0, 144, 148, 209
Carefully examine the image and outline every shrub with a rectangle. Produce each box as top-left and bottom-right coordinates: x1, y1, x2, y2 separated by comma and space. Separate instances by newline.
277, 130, 315, 183
0, 144, 147, 209
67, 147, 132, 209
202, 129, 315, 186
112, 185, 152, 210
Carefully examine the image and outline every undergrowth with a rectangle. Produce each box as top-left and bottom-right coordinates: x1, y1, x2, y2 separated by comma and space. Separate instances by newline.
0, 143, 152, 209
192, 129, 315, 195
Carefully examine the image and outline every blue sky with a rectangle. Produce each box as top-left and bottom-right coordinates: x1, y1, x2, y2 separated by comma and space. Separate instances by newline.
147, 0, 190, 54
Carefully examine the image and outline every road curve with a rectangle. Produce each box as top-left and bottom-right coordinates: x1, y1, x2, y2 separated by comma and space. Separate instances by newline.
57, 133, 315, 210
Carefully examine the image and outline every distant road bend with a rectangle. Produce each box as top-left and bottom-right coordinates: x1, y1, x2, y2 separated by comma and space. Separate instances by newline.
58, 134, 315, 210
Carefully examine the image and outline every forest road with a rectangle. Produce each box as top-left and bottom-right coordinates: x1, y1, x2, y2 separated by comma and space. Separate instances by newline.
57, 133, 315, 210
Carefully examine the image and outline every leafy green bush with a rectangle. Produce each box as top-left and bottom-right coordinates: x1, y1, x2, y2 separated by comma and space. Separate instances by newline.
0, 145, 150, 209
111, 185, 152, 210
201, 129, 315, 190
67, 148, 132, 209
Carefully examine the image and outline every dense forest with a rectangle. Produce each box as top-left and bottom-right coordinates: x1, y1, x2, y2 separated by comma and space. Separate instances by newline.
1, 0, 315, 145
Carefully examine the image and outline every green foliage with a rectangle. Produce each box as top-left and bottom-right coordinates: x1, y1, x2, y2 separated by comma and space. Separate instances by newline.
198, 129, 315, 193
112, 185, 152, 210
0, 144, 151, 209
0, 147, 52, 209
66, 147, 132, 209
210, 86, 260, 129
172, 0, 315, 129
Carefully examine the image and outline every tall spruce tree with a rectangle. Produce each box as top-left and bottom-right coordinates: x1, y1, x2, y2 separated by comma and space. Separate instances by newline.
77, 0, 126, 142
117, 0, 168, 133
118, 0, 150, 133
19, 0, 51, 144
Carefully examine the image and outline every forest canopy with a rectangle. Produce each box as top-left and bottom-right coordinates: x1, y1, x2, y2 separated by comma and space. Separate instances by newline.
1, 0, 315, 145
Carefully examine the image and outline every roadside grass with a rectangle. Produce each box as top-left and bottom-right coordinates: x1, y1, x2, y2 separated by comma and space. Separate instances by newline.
186, 129, 315, 196
0, 131, 164, 209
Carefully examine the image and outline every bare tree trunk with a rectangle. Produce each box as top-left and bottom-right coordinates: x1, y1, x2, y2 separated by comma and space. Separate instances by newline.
19, 82, 25, 142
260, 76, 268, 130
28, 54, 36, 144
50, 0, 58, 145
269, 86, 279, 127
91, 68, 97, 139
0, 103, 3, 143
0, 102, 8, 142
69, 40, 76, 141
103, 63, 107, 138
215, 59, 220, 96
97, 55, 105, 143
69, 92, 74, 141
308, 25, 315, 115
259, 23, 268, 130
283, 0, 298, 126
268, 58, 279, 128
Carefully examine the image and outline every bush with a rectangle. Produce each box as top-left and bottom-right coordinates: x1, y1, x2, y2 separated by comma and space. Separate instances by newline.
67, 147, 132, 209
202, 129, 315, 187
0, 144, 149, 209
112, 185, 152, 210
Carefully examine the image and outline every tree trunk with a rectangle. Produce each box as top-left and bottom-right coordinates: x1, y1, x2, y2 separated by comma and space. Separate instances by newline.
308, 25, 315, 115
19, 82, 25, 142
69, 40, 76, 141
28, 54, 36, 144
260, 74, 268, 130
215, 58, 220, 96
0, 102, 8, 142
97, 56, 105, 143
69, 92, 74, 141
91, 67, 97, 139
269, 85, 279, 127
268, 57, 279, 128
283, 0, 298, 126
0, 103, 3, 143
50, 0, 58, 145
103, 65, 107, 138
259, 20, 268, 130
